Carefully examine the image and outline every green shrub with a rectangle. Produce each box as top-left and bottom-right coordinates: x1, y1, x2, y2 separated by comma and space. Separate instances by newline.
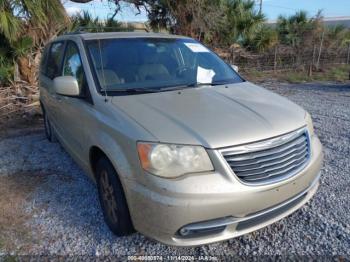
0, 66, 13, 84
0, 58, 13, 84
326, 65, 350, 81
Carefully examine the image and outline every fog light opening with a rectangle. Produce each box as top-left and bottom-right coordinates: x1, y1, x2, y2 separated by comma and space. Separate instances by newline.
179, 228, 190, 236
178, 225, 227, 238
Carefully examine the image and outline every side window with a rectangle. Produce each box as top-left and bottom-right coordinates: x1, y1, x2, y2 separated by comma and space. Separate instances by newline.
62, 42, 86, 95
46, 42, 64, 79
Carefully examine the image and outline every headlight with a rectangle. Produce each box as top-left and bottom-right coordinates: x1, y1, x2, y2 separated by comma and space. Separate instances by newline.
305, 112, 314, 136
137, 142, 214, 178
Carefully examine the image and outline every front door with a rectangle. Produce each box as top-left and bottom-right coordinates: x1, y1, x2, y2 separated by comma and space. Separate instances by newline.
55, 40, 93, 164
40, 41, 66, 134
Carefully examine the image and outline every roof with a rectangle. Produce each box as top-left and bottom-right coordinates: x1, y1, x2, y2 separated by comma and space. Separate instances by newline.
266, 16, 350, 28
323, 16, 350, 28
56, 31, 190, 41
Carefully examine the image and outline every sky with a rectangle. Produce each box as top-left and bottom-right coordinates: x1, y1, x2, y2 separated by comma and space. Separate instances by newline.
63, 0, 350, 22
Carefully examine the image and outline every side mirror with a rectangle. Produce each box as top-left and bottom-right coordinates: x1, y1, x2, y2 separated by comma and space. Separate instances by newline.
53, 76, 80, 96
231, 64, 239, 72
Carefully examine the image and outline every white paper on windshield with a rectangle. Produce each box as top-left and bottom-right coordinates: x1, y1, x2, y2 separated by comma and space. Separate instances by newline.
197, 66, 215, 84
184, 43, 210, 53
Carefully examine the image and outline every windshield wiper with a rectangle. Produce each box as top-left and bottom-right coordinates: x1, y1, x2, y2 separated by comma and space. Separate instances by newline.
103, 80, 234, 94
190, 82, 217, 87
157, 82, 221, 91
190, 80, 234, 87
103, 88, 160, 93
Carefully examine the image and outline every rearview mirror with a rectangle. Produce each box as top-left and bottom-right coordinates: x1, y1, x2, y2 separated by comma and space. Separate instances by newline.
53, 76, 80, 96
231, 64, 239, 72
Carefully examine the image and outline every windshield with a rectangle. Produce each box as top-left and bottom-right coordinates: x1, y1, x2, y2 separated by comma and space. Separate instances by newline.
86, 38, 243, 92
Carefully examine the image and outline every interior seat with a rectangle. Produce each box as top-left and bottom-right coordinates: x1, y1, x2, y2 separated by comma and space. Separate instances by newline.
138, 64, 170, 81
137, 46, 171, 81
89, 45, 122, 88
96, 69, 122, 87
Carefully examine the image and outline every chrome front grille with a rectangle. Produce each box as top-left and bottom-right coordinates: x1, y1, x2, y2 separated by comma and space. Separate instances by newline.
220, 128, 310, 184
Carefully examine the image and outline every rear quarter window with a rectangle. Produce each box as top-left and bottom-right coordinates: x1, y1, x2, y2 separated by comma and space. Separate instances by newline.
46, 42, 65, 79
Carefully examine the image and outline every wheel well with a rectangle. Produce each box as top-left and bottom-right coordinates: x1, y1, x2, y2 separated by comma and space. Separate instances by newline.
89, 146, 108, 179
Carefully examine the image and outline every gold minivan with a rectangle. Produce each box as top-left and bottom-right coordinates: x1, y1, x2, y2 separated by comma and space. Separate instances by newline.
39, 32, 323, 246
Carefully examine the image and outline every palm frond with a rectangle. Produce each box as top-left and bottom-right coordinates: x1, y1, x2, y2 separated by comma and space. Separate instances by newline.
0, 6, 22, 42
12, 36, 33, 57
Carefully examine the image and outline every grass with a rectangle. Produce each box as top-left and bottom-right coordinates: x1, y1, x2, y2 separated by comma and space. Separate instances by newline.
326, 65, 350, 81
243, 68, 265, 80
242, 64, 350, 83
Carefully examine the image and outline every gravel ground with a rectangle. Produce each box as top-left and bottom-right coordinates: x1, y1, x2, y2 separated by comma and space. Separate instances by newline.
0, 82, 349, 257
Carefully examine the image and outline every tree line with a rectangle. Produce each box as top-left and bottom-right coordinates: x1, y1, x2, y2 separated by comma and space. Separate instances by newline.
1, 0, 350, 86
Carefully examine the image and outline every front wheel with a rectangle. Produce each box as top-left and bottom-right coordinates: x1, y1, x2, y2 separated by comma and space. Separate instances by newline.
96, 157, 134, 236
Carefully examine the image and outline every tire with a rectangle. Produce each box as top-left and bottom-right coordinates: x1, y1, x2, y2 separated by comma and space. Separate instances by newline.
96, 157, 134, 236
43, 107, 57, 143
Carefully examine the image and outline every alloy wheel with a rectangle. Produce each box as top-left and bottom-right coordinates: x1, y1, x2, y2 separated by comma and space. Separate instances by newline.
100, 170, 118, 223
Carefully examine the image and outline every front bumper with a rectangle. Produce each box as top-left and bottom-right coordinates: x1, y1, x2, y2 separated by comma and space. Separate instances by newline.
124, 135, 323, 246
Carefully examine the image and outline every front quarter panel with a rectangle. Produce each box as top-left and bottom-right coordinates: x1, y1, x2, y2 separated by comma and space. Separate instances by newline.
83, 101, 157, 182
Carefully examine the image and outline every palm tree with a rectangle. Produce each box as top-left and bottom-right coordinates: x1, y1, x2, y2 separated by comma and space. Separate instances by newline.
0, 32, 13, 84
69, 11, 101, 32
326, 25, 350, 49
277, 11, 323, 66
69, 11, 130, 33
277, 11, 323, 47
277, 11, 310, 47
0, 0, 68, 84
218, 0, 265, 46
0, 0, 22, 42
248, 25, 278, 52
69, 0, 266, 47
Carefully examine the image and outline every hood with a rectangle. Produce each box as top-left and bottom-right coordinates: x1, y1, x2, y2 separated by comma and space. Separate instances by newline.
111, 82, 306, 148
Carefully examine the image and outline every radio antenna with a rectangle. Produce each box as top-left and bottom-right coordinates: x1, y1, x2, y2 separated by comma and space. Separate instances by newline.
98, 39, 108, 102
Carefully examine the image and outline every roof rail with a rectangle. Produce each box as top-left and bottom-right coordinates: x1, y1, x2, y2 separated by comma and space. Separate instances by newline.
64, 26, 150, 35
